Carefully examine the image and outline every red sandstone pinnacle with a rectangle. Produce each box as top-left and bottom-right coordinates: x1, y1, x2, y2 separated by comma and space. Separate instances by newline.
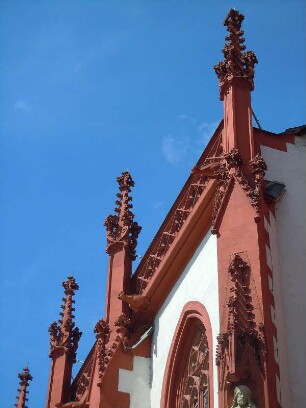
15, 367, 32, 408
104, 171, 141, 260
214, 9, 258, 100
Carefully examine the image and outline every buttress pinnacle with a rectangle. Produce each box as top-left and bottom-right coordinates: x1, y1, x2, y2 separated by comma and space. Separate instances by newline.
14, 367, 32, 408
214, 9, 258, 100
48, 276, 82, 362
104, 172, 142, 260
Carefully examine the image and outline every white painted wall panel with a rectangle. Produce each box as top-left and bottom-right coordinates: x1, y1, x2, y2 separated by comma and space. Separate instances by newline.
264, 212, 291, 408
261, 136, 306, 408
150, 231, 219, 408
118, 356, 151, 408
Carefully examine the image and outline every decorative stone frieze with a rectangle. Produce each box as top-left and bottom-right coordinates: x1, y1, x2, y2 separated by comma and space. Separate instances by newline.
135, 172, 209, 293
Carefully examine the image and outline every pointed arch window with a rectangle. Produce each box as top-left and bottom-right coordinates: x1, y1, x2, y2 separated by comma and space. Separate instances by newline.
161, 302, 214, 408
178, 325, 209, 408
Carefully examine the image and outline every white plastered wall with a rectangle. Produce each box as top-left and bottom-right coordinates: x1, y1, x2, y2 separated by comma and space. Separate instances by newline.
118, 356, 151, 408
261, 135, 306, 408
150, 231, 219, 408
264, 212, 291, 408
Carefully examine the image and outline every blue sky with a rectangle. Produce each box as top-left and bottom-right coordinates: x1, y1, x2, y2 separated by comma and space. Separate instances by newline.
1, 0, 305, 406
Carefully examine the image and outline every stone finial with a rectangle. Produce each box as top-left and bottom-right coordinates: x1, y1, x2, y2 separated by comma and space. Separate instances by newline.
48, 276, 82, 362
214, 9, 258, 99
15, 367, 32, 408
104, 172, 141, 260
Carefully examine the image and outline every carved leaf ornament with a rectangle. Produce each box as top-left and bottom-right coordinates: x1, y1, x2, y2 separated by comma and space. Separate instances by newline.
210, 149, 267, 234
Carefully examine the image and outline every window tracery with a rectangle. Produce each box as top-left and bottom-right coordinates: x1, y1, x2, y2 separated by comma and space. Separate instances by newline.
161, 303, 213, 408
177, 327, 210, 408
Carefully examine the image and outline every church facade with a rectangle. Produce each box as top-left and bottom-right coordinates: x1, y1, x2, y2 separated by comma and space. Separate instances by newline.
15, 9, 306, 408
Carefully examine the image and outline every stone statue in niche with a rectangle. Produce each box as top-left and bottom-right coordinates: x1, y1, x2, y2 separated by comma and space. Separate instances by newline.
230, 385, 257, 408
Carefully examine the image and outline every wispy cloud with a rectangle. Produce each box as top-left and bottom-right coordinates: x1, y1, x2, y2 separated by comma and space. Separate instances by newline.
161, 116, 219, 166
198, 121, 219, 143
177, 114, 197, 125
162, 135, 189, 165
14, 100, 32, 111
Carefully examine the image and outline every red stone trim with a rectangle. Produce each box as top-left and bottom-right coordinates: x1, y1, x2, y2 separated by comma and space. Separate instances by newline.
161, 301, 214, 408
216, 173, 282, 407
254, 128, 295, 153
257, 213, 281, 404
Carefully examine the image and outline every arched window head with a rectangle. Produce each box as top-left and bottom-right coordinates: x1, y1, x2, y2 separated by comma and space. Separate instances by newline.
161, 302, 214, 408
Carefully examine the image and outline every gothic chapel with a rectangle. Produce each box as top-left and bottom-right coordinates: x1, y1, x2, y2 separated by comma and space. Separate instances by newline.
15, 9, 306, 408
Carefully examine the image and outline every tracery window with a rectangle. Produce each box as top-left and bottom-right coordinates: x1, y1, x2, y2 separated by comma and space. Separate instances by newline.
177, 326, 209, 408
162, 303, 213, 408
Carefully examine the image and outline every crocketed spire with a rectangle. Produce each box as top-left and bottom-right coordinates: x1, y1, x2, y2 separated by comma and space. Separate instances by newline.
15, 367, 32, 408
104, 172, 141, 260
48, 276, 82, 362
214, 9, 258, 100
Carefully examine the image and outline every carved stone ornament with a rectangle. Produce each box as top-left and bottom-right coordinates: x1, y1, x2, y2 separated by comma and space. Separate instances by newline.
48, 276, 82, 362
216, 254, 266, 385
68, 352, 96, 408
224, 148, 243, 169
135, 170, 208, 294
214, 9, 258, 100
104, 172, 141, 260
94, 319, 110, 382
115, 313, 131, 347
94, 315, 131, 386
57, 372, 91, 408
230, 385, 257, 408
211, 149, 267, 233
118, 291, 149, 313
211, 164, 233, 234
15, 367, 33, 408
249, 154, 267, 211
